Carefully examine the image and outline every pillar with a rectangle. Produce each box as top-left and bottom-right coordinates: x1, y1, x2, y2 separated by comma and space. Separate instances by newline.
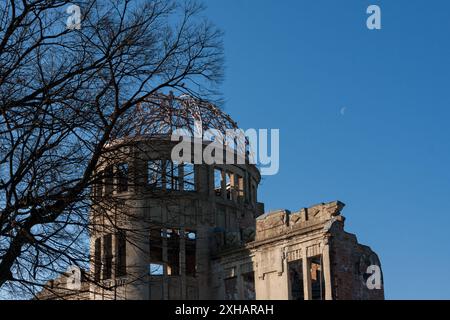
322, 238, 333, 300
302, 251, 312, 300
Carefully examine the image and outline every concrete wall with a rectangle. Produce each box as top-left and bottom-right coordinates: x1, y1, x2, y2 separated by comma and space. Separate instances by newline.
214, 201, 385, 301
36, 139, 384, 301
88, 138, 263, 300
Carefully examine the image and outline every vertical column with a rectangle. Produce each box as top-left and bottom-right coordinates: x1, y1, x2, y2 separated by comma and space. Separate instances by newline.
302, 252, 312, 300
179, 163, 185, 192
162, 231, 168, 300
208, 167, 214, 197
237, 269, 244, 300
180, 230, 186, 300
197, 226, 209, 299
231, 173, 237, 203
283, 249, 292, 300
91, 235, 101, 300
322, 239, 333, 300
111, 233, 117, 280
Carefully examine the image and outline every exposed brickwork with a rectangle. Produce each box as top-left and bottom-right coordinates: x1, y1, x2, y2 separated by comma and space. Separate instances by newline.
217, 201, 384, 300
35, 139, 384, 300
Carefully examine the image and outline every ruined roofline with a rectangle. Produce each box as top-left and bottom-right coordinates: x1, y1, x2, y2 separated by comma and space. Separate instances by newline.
257, 201, 345, 221
253, 201, 346, 243
251, 201, 381, 258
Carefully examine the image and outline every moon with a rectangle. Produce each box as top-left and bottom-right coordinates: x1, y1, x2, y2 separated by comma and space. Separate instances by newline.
340, 107, 347, 115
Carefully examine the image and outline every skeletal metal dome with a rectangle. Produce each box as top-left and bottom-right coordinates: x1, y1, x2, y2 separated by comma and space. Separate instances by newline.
117, 93, 239, 139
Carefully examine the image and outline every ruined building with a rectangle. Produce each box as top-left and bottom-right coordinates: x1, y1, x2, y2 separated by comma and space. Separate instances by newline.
36, 95, 384, 300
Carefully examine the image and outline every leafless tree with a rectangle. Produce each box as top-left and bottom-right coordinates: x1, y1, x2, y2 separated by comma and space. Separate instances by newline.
0, 0, 231, 298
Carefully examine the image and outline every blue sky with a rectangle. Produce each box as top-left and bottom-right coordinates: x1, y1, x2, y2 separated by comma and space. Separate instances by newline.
205, 0, 450, 299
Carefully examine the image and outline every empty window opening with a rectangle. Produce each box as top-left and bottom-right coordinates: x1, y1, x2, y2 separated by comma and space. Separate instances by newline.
148, 160, 163, 188
94, 171, 103, 198
183, 163, 196, 191
214, 168, 223, 197
289, 260, 304, 300
225, 172, 233, 200
150, 228, 163, 265
242, 272, 256, 300
148, 160, 195, 192
104, 166, 114, 195
116, 163, 129, 193
94, 238, 101, 282
185, 231, 197, 277
166, 229, 180, 276
237, 175, 244, 203
103, 234, 113, 280
224, 277, 239, 300
165, 161, 180, 191
149, 228, 197, 278
310, 256, 325, 300
116, 230, 127, 277
150, 263, 164, 276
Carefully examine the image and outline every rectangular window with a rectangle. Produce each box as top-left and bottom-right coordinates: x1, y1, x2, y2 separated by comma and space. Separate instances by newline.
104, 166, 114, 195
103, 234, 113, 280
94, 171, 103, 198
116, 163, 129, 193
116, 230, 127, 277
237, 175, 244, 203
214, 168, 223, 197
310, 256, 325, 300
185, 231, 196, 277
150, 263, 164, 276
289, 260, 304, 300
150, 228, 163, 263
242, 272, 256, 300
226, 172, 233, 200
224, 277, 238, 300
165, 161, 180, 190
94, 238, 101, 282
147, 160, 163, 188
183, 163, 195, 191
166, 229, 180, 276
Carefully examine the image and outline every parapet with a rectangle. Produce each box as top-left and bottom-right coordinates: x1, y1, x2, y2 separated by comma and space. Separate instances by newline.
255, 201, 346, 242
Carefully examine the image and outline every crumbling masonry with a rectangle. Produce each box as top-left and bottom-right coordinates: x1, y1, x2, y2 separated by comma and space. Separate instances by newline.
36, 96, 384, 300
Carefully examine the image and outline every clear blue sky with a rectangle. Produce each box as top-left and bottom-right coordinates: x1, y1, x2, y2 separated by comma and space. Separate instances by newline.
205, 0, 450, 299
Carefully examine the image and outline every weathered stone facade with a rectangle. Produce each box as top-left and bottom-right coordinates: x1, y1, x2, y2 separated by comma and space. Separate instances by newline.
215, 202, 384, 300
36, 138, 384, 300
